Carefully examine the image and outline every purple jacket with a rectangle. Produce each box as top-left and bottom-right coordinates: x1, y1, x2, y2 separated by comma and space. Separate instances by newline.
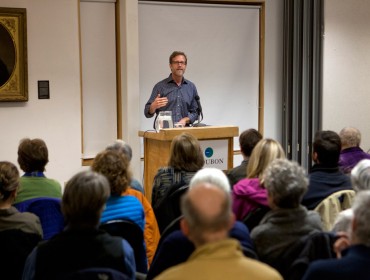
232, 178, 269, 221
339, 147, 370, 174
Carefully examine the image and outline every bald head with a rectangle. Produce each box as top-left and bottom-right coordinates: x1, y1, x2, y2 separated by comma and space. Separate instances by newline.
187, 182, 229, 225
340, 127, 361, 149
181, 170, 234, 246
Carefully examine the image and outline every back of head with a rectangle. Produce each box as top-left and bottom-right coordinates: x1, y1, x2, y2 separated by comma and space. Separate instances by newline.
239, 128, 263, 157
351, 190, 370, 246
92, 150, 132, 196
17, 138, 49, 172
313, 130, 341, 167
182, 168, 232, 246
168, 133, 204, 172
106, 139, 132, 162
0, 161, 19, 202
247, 138, 286, 182
339, 127, 361, 149
189, 167, 231, 193
264, 159, 308, 209
62, 170, 110, 228
351, 159, 370, 192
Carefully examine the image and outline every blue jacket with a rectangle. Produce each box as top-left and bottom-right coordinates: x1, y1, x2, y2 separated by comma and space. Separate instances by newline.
302, 244, 370, 280
302, 164, 352, 210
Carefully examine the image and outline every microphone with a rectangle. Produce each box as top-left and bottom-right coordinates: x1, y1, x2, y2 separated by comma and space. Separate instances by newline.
195, 95, 202, 115
194, 95, 204, 125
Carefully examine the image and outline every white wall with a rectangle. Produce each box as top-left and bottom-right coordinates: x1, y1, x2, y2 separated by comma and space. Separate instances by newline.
232, 0, 284, 166
0, 0, 85, 186
323, 0, 370, 152
0, 0, 284, 186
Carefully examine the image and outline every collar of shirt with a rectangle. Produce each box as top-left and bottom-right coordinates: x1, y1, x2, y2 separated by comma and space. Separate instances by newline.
23, 171, 45, 177
166, 74, 188, 85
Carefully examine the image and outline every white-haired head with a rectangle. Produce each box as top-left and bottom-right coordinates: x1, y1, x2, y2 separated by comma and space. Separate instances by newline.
189, 168, 230, 193
351, 159, 370, 192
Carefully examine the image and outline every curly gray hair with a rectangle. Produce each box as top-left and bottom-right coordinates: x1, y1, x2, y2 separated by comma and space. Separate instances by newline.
263, 158, 308, 209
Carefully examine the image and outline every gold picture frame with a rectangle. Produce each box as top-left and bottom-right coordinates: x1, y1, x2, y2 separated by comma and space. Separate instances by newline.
0, 7, 27, 102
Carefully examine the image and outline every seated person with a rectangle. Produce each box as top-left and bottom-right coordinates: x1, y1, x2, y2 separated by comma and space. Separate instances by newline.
147, 222, 255, 280
251, 159, 322, 267
91, 150, 145, 229
226, 128, 262, 188
232, 139, 286, 221
92, 149, 159, 267
106, 139, 144, 194
22, 170, 136, 280
302, 130, 352, 210
147, 168, 256, 280
339, 127, 370, 174
351, 159, 370, 192
0, 161, 42, 280
155, 168, 282, 280
151, 133, 204, 210
332, 159, 370, 233
303, 190, 370, 280
14, 138, 62, 204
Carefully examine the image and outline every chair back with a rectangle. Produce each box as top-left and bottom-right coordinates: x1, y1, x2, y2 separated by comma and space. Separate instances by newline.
14, 197, 65, 240
63, 267, 131, 280
157, 215, 183, 250
0, 229, 41, 280
154, 184, 189, 233
100, 219, 148, 274
314, 190, 356, 231
242, 206, 270, 232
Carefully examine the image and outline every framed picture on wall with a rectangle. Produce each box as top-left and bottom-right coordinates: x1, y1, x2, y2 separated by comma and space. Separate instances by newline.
0, 7, 27, 102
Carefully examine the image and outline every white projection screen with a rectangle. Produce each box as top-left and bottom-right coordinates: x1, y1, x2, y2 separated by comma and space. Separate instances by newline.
139, 1, 261, 150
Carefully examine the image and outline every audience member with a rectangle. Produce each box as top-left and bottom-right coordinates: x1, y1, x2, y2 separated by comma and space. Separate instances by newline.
339, 127, 370, 174
155, 168, 282, 280
351, 159, 370, 192
22, 170, 136, 280
14, 138, 62, 204
151, 132, 204, 209
93, 149, 159, 266
147, 168, 256, 280
144, 51, 199, 127
302, 190, 370, 280
251, 159, 322, 267
232, 138, 286, 221
332, 159, 370, 233
302, 130, 352, 210
226, 128, 262, 188
0, 161, 42, 280
106, 139, 144, 194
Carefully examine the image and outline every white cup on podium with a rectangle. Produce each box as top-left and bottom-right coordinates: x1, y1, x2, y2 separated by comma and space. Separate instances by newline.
174, 122, 184, 128
155, 111, 173, 132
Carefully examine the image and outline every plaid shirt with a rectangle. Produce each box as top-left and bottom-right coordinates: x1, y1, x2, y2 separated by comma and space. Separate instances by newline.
144, 74, 199, 124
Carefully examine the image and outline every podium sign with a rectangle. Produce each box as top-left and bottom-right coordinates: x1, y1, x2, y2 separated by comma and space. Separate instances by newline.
199, 139, 228, 170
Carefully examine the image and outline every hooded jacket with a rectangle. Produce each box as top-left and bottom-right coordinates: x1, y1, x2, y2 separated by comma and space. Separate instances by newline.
232, 178, 269, 221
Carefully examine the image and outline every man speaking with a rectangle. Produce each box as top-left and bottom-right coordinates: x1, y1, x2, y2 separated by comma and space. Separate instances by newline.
144, 51, 200, 127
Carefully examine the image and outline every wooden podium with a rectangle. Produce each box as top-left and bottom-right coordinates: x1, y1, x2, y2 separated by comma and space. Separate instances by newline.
139, 126, 239, 202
